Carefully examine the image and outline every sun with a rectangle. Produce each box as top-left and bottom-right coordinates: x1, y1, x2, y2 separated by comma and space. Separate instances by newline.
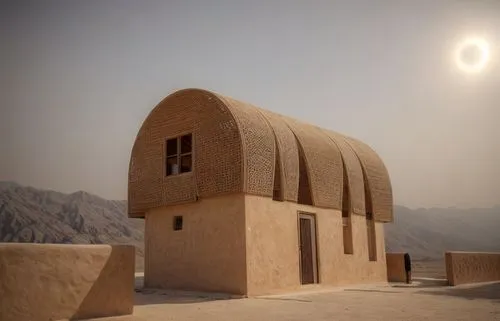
455, 37, 490, 73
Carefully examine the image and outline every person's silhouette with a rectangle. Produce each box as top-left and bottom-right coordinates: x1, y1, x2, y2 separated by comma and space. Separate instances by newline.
404, 253, 412, 284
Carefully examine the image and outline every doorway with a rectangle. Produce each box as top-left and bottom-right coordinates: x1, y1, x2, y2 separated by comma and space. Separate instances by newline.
298, 212, 319, 284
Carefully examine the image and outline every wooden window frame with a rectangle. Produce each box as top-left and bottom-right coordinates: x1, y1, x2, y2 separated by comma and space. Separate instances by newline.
165, 133, 193, 177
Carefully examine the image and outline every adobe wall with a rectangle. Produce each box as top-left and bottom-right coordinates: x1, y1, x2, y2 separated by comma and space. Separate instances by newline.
445, 251, 500, 286
245, 195, 388, 296
144, 193, 247, 295
386, 253, 407, 282
0, 243, 135, 321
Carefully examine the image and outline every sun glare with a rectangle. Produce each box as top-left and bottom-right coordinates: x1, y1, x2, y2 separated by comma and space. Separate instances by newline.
455, 37, 490, 73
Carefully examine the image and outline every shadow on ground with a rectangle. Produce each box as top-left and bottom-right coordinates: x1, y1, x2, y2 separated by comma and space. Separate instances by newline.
134, 288, 240, 305
343, 289, 401, 294
417, 282, 500, 303
391, 277, 449, 289
134, 274, 242, 305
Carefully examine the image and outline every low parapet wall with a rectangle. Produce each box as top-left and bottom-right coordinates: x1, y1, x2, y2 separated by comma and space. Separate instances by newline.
0, 243, 135, 321
386, 253, 407, 282
445, 251, 500, 286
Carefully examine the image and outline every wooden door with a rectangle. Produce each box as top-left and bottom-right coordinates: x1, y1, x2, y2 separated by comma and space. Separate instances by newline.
298, 213, 318, 284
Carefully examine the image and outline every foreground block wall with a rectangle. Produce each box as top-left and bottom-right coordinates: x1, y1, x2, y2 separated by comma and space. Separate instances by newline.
386, 253, 407, 282
0, 243, 135, 321
245, 195, 387, 295
145, 193, 248, 294
445, 251, 500, 286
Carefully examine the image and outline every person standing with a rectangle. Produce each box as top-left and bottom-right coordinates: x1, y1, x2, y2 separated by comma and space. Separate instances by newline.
404, 252, 412, 284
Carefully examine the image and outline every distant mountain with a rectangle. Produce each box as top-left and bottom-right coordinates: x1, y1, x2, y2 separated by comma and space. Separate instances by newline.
1, 182, 499, 268
0, 181, 145, 269
385, 205, 500, 260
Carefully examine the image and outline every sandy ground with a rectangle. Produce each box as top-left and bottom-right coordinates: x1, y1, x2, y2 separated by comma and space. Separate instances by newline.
94, 273, 499, 321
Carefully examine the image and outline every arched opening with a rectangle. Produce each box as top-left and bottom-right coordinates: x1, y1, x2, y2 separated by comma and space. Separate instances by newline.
364, 180, 377, 261
272, 141, 283, 201
296, 139, 313, 205
342, 163, 353, 255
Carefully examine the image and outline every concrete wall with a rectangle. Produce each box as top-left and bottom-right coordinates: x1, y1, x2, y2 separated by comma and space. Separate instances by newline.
145, 193, 247, 294
445, 251, 500, 286
0, 243, 135, 321
245, 195, 388, 296
386, 253, 407, 282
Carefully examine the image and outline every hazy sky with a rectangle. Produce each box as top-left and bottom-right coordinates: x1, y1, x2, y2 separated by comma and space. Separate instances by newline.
1, 0, 499, 208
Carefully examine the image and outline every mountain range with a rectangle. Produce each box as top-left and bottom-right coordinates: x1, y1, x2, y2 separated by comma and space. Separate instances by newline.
1, 181, 499, 270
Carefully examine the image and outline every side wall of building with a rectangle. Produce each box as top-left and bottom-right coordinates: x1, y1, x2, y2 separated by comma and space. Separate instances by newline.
245, 195, 387, 296
144, 193, 248, 295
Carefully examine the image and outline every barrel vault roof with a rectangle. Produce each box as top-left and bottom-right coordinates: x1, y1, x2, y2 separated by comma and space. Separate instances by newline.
128, 88, 393, 222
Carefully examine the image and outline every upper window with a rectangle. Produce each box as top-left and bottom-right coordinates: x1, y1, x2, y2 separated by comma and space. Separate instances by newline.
165, 134, 192, 176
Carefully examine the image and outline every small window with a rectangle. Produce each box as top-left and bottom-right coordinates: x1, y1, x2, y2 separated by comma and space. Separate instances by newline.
165, 133, 193, 176
173, 216, 183, 231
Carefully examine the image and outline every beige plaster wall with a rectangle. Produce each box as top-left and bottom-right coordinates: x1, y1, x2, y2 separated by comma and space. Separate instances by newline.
244, 196, 301, 295
0, 243, 135, 321
445, 251, 500, 286
145, 193, 247, 294
245, 195, 388, 296
386, 253, 407, 282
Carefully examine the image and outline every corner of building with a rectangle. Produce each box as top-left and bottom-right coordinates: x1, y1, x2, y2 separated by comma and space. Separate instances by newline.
143, 193, 248, 295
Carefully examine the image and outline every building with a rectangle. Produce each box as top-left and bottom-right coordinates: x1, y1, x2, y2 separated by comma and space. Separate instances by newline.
128, 88, 393, 296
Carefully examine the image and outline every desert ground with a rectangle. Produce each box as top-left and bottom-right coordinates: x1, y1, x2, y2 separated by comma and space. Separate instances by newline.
97, 260, 499, 321
123, 278, 500, 321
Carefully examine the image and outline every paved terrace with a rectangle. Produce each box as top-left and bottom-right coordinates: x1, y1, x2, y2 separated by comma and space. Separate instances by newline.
84, 273, 500, 321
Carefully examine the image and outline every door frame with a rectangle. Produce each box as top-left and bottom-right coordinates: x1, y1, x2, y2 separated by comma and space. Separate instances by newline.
297, 211, 319, 284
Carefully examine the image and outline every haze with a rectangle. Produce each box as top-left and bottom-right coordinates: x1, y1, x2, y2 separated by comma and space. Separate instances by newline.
1, 0, 499, 209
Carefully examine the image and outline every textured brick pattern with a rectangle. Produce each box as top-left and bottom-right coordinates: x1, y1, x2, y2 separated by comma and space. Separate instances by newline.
193, 93, 243, 198
282, 117, 343, 209
128, 88, 393, 222
345, 137, 393, 222
217, 95, 275, 197
129, 89, 243, 215
255, 108, 299, 202
323, 130, 366, 216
